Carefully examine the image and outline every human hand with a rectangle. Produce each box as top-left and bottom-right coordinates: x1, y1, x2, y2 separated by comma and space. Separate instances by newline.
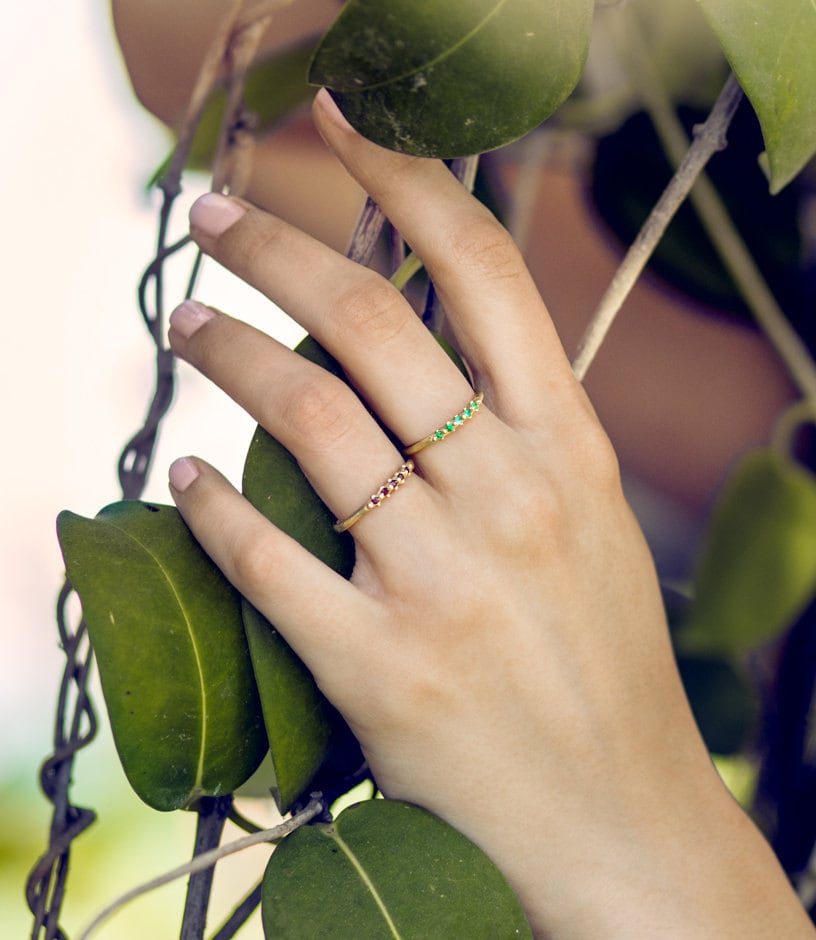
167, 90, 812, 938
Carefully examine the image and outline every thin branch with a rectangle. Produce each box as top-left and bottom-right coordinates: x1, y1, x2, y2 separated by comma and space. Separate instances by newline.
161, 0, 248, 199
619, 7, 816, 404
210, 7, 280, 195
571, 72, 744, 381
180, 797, 232, 940
76, 798, 324, 940
227, 805, 265, 835
208, 880, 263, 940
346, 196, 388, 266
390, 253, 424, 292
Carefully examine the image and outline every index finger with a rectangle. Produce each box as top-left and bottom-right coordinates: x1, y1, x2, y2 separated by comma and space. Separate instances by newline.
312, 88, 581, 423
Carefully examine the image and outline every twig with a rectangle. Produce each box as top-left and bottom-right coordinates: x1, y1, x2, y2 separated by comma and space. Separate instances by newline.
621, 7, 816, 404
208, 880, 263, 940
76, 798, 324, 940
346, 196, 388, 266
180, 797, 232, 940
571, 72, 744, 380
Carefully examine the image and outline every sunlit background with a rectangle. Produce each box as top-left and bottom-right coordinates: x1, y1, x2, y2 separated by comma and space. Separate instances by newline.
1, 4, 304, 936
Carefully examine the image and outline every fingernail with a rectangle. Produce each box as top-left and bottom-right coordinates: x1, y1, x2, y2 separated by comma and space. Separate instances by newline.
169, 457, 200, 493
314, 87, 353, 132
189, 192, 247, 238
169, 299, 215, 340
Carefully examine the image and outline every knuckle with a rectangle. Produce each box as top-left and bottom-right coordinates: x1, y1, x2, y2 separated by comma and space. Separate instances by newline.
222, 213, 286, 279
228, 526, 278, 592
333, 276, 410, 346
277, 375, 356, 448
569, 417, 623, 494
443, 216, 525, 283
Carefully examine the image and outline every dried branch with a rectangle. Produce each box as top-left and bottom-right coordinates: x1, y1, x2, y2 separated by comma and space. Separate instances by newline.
76, 798, 325, 940
571, 73, 744, 381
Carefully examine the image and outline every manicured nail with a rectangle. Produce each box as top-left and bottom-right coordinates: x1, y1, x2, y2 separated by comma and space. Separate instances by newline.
169, 457, 200, 493
189, 192, 247, 238
169, 299, 215, 340
314, 87, 353, 132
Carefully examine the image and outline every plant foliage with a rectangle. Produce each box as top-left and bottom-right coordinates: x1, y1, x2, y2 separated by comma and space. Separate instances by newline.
52, 0, 816, 935
696, 0, 816, 192
309, 0, 594, 157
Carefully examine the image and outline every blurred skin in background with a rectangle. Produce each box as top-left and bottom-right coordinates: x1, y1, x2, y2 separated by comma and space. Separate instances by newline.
111, 0, 796, 520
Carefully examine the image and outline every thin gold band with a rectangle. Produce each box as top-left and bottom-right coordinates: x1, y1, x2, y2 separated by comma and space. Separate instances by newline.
333, 460, 415, 533
403, 391, 485, 456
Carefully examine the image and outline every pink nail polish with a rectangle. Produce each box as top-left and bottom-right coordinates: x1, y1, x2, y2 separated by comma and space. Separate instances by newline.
169, 300, 215, 339
314, 87, 354, 132
189, 192, 247, 238
169, 457, 200, 493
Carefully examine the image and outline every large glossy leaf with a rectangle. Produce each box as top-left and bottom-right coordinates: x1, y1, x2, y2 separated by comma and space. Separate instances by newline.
696, 0, 816, 192
242, 598, 362, 812
309, 0, 593, 157
57, 502, 266, 811
678, 450, 816, 656
262, 799, 532, 938
242, 336, 359, 812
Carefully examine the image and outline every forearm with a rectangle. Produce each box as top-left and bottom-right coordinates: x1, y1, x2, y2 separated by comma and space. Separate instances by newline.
487, 764, 811, 938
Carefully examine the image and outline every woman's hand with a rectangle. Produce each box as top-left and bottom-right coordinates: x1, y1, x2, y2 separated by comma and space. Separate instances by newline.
167, 90, 812, 938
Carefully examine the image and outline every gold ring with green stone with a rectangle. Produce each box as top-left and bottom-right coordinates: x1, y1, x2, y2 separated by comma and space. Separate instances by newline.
403, 391, 485, 456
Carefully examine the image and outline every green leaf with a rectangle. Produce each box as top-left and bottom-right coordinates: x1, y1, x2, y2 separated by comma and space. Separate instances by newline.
696, 0, 816, 192
678, 450, 816, 656
243, 598, 363, 812
309, 0, 594, 157
676, 655, 757, 754
57, 502, 266, 811
242, 336, 360, 812
241, 333, 471, 810
262, 799, 532, 938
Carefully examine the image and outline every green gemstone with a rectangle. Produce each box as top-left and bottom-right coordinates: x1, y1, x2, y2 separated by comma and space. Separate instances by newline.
462, 408, 472, 419
453, 415, 464, 426
434, 429, 446, 440
446, 422, 455, 432
471, 399, 480, 410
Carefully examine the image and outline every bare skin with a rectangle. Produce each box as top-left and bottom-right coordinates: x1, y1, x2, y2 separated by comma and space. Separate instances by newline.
111, 0, 797, 513
166, 91, 814, 938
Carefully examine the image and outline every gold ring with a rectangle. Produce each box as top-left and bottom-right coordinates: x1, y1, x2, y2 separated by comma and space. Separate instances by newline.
403, 392, 485, 456
333, 460, 415, 533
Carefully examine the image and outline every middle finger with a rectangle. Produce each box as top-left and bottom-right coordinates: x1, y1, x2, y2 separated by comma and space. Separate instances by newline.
189, 193, 479, 463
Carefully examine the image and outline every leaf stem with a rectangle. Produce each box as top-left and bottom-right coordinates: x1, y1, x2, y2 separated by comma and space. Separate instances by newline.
75, 798, 324, 940
630, 10, 816, 405
571, 71, 744, 380
390, 253, 424, 292
574, 8, 816, 408
207, 879, 263, 940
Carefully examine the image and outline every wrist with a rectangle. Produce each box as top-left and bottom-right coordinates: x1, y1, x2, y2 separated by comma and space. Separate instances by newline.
488, 758, 812, 938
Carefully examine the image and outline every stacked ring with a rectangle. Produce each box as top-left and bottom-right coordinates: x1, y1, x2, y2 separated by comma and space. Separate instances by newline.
333, 460, 415, 533
403, 391, 485, 456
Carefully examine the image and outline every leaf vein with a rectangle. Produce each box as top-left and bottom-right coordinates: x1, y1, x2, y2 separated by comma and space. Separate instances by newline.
350, 0, 512, 91
106, 520, 209, 796
328, 828, 402, 938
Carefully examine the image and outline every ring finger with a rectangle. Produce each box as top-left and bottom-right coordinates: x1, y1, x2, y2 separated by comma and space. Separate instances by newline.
168, 300, 432, 544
